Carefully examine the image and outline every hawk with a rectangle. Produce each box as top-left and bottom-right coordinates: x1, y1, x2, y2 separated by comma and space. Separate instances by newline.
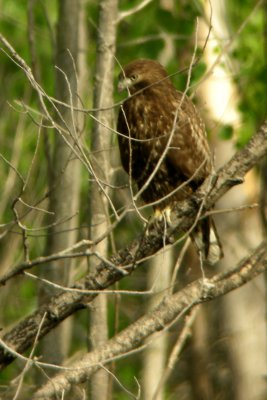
116, 59, 222, 264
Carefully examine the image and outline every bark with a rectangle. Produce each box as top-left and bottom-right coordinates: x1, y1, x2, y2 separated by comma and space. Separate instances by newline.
88, 0, 118, 399
0, 122, 266, 372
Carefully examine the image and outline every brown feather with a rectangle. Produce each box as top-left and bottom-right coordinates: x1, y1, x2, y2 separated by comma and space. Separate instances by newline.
117, 59, 223, 264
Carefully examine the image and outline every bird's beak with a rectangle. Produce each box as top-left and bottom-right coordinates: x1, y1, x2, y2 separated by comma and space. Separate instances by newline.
118, 77, 132, 92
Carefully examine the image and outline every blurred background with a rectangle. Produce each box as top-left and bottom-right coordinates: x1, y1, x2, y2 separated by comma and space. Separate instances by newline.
0, 0, 266, 399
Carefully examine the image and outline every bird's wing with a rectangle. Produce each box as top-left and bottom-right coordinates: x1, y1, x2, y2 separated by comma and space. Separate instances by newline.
164, 94, 212, 182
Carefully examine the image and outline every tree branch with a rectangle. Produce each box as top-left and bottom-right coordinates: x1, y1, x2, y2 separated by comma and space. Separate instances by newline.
33, 239, 267, 398
0, 120, 267, 371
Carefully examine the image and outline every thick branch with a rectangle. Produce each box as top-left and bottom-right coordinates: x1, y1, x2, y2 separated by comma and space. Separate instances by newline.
0, 120, 267, 370
34, 239, 267, 398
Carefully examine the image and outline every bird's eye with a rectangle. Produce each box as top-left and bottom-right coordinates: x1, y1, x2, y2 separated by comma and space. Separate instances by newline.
130, 74, 138, 81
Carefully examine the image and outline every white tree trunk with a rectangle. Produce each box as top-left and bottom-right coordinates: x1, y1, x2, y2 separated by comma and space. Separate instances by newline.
143, 248, 173, 400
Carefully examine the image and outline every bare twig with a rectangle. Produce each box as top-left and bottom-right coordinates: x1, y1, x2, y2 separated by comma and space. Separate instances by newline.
152, 307, 199, 400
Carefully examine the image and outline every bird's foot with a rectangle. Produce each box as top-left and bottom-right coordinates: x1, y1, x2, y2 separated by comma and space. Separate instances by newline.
227, 176, 244, 186
154, 206, 174, 227
201, 278, 215, 299
145, 207, 174, 243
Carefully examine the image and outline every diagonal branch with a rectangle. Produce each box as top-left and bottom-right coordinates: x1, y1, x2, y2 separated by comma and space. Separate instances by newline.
0, 120, 267, 371
34, 239, 267, 399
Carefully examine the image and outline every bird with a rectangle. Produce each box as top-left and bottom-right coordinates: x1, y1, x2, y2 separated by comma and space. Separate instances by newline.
116, 59, 222, 265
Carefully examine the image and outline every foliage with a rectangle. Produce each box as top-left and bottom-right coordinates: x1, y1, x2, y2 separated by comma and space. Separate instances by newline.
227, 0, 267, 145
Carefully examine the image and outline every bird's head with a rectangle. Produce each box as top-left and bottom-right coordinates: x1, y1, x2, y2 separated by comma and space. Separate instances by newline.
118, 59, 170, 94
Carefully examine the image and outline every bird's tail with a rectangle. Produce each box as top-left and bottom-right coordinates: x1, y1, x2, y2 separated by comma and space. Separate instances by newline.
191, 217, 223, 265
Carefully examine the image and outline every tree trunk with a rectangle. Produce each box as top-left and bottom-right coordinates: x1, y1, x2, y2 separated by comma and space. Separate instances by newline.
88, 0, 118, 399
39, 0, 82, 366
143, 248, 173, 400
